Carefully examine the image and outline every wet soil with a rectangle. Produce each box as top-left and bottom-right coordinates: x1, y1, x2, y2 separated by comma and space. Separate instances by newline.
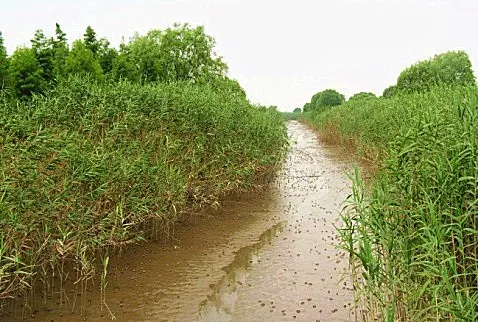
1, 121, 356, 321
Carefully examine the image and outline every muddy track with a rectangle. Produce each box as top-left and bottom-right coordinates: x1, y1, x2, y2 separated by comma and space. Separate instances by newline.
2, 121, 356, 321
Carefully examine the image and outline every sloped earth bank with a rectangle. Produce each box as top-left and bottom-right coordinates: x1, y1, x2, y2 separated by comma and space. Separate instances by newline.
2, 121, 357, 321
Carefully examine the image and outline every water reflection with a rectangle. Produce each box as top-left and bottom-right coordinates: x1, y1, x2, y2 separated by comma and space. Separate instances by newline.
198, 221, 287, 321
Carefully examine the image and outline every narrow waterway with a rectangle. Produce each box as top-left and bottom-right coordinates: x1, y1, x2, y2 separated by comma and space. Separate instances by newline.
2, 121, 356, 321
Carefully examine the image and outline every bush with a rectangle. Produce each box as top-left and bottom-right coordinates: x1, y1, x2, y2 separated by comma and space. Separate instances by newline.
396, 51, 475, 93
348, 92, 377, 102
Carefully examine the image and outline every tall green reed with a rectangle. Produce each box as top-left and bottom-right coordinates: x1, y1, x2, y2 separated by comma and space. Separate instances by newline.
0, 75, 288, 307
307, 86, 478, 321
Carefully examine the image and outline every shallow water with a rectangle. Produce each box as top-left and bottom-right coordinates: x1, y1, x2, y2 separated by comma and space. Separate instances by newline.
2, 121, 356, 321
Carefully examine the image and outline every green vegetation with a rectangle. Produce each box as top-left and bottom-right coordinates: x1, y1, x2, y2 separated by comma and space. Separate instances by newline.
65, 40, 103, 80
8, 47, 46, 97
0, 23, 229, 99
0, 24, 287, 304
303, 51, 477, 321
0, 32, 8, 89
303, 88, 345, 112
348, 91, 377, 102
396, 51, 475, 94
382, 85, 396, 98
282, 109, 302, 121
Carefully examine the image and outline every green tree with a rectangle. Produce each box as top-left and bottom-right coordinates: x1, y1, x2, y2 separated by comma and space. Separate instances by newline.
157, 23, 227, 82
348, 92, 377, 102
112, 41, 134, 81
310, 92, 322, 108
0, 31, 9, 89
55, 23, 67, 44
396, 51, 475, 93
51, 23, 69, 79
382, 85, 396, 98
31, 29, 54, 83
210, 77, 247, 99
97, 38, 117, 74
65, 40, 103, 80
315, 89, 344, 109
293, 107, 301, 113
8, 47, 45, 97
83, 26, 99, 56
113, 24, 227, 84
123, 31, 162, 82
303, 102, 312, 112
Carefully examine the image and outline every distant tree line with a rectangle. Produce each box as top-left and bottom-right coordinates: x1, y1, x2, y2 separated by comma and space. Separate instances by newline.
395, 51, 475, 94
302, 89, 345, 113
296, 50, 475, 113
0, 23, 242, 99
383, 51, 475, 98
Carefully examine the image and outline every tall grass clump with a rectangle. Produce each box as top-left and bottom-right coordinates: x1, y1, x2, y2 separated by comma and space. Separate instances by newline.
305, 85, 478, 321
302, 93, 419, 163
0, 75, 287, 303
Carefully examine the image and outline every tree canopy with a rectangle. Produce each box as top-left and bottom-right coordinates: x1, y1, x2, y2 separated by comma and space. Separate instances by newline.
0, 23, 235, 99
348, 92, 377, 102
0, 31, 9, 89
31, 29, 54, 83
303, 102, 313, 112
65, 40, 103, 80
303, 89, 345, 112
158, 23, 227, 82
83, 26, 99, 56
396, 51, 475, 93
8, 47, 45, 97
51, 23, 69, 79
113, 23, 228, 83
382, 85, 396, 98
310, 92, 322, 108
314, 89, 345, 109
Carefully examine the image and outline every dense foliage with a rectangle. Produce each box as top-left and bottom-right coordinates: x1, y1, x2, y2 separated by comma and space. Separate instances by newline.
306, 86, 478, 321
0, 76, 287, 301
396, 51, 475, 94
0, 32, 8, 88
302, 52, 477, 320
382, 85, 396, 98
8, 47, 46, 97
303, 88, 345, 112
0, 23, 231, 98
348, 91, 376, 102
301, 51, 475, 108
0, 24, 288, 305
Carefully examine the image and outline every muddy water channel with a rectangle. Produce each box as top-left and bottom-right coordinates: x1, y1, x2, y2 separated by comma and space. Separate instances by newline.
3, 121, 356, 321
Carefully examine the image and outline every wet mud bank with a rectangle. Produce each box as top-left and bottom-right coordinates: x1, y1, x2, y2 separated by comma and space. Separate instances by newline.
2, 121, 356, 321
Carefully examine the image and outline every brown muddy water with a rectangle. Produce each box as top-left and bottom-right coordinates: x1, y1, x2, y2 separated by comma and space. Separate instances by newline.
2, 121, 357, 321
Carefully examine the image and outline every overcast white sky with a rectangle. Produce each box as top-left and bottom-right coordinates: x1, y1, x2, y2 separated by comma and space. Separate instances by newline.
1, 0, 477, 111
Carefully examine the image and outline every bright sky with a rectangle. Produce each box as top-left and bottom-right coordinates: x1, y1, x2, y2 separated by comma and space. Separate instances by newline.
1, 0, 477, 111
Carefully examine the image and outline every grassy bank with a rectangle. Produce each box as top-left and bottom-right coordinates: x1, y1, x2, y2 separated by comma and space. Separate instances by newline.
303, 86, 478, 321
0, 76, 287, 301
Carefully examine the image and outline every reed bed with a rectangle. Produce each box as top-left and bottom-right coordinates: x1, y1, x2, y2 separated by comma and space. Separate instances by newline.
0, 75, 288, 304
304, 86, 478, 321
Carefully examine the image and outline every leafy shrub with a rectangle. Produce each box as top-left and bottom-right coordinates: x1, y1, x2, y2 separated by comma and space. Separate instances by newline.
396, 51, 475, 93
348, 92, 377, 102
